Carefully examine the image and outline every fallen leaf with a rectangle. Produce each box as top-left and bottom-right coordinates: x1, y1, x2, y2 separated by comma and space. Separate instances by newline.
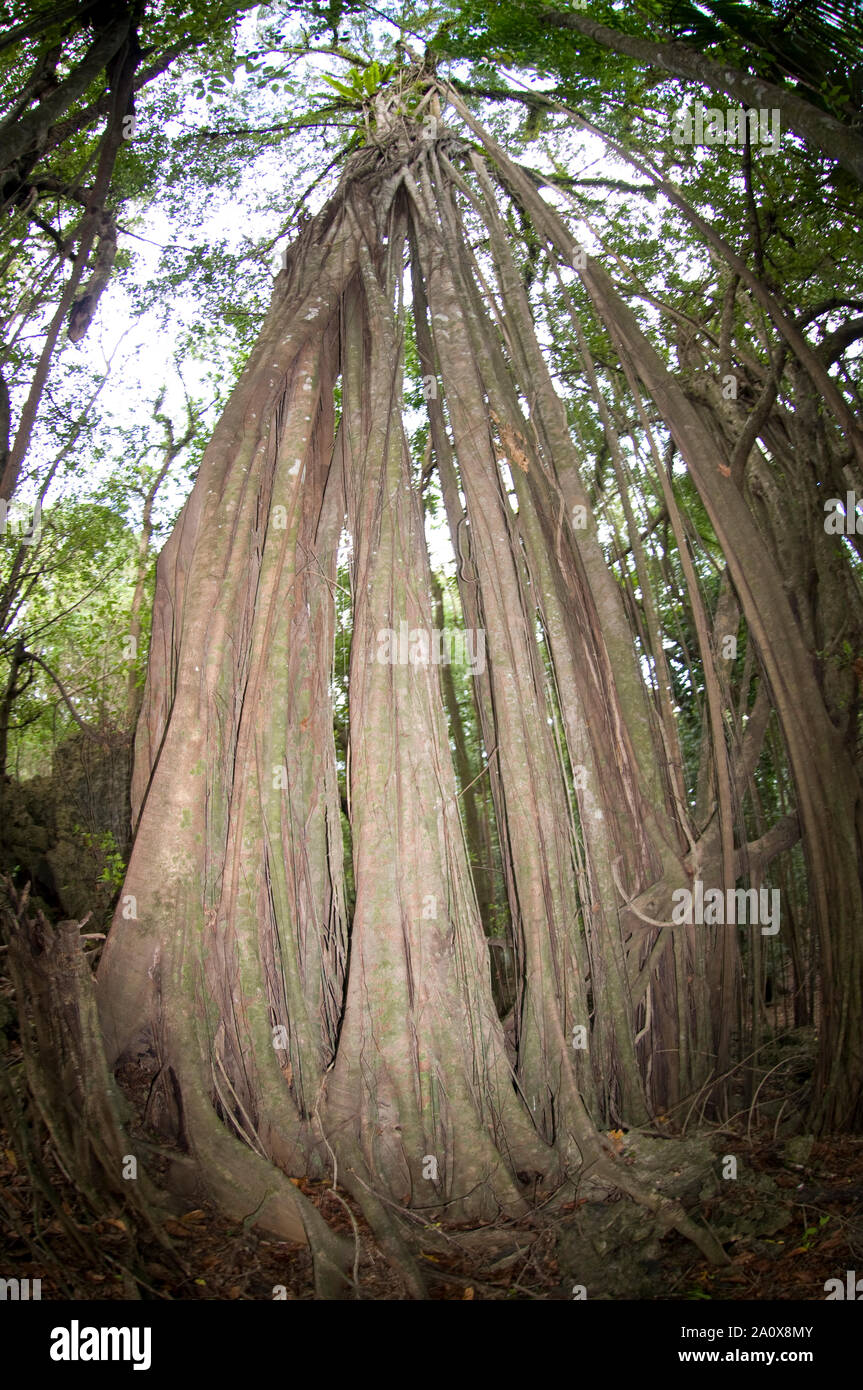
164, 1219, 194, 1238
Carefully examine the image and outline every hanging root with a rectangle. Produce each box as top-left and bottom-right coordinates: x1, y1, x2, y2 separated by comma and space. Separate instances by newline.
597, 1156, 729, 1264
173, 1079, 354, 1298
564, 1083, 729, 1265
334, 1151, 430, 1299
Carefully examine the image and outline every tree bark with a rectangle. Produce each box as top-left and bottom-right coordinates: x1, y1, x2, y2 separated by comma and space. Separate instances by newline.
539, 7, 863, 184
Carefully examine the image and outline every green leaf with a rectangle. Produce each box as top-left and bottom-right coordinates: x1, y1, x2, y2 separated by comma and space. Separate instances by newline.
321, 73, 358, 101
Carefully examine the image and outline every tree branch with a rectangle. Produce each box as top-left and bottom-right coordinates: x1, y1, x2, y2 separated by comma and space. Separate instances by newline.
25, 652, 104, 739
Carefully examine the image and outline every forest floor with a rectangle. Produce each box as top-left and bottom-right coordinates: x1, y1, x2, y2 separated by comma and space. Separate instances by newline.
2, 1013, 861, 1301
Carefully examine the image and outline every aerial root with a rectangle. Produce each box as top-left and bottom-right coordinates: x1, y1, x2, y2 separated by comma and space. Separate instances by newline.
174, 1078, 354, 1297
335, 1154, 430, 1299
593, 1151, 729, 1264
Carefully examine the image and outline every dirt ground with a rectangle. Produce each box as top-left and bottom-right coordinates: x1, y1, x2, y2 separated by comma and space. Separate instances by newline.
2, 1013, 860, 1301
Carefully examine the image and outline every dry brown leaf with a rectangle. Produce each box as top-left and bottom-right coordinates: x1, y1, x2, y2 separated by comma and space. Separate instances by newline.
164, 1219, 194, 1238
